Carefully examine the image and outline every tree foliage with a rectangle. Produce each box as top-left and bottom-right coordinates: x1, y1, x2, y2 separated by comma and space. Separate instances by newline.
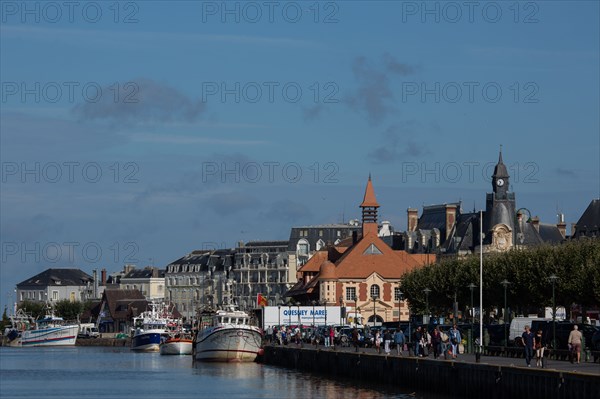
400, 240, 600, 318
54, 300, 84, 321
18, 300, 47, 320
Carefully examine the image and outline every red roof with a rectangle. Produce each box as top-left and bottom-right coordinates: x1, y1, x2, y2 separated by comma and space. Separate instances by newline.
360, 175, 379, 208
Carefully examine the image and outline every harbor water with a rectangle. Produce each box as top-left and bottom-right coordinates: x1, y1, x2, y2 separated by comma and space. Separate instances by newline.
0, 346, 449, 399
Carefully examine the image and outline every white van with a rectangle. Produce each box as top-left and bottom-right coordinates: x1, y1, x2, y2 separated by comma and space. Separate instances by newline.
78, 323, 100, 338
509, 316, 549, 345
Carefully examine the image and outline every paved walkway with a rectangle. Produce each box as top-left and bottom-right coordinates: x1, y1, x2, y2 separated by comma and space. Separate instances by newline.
275, 343, 600, 376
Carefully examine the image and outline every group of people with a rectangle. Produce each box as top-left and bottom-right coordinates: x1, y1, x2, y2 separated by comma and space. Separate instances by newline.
413, 325, 462, 359
521, 324, 584, 367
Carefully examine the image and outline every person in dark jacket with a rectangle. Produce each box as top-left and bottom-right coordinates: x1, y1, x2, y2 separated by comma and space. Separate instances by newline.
534, 329, 546, 368
383, 329, 393, 354
431, 326, 442, 359
522, 325, 535, 367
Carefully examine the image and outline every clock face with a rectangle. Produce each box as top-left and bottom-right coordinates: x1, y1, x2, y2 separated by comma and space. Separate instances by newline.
497, 178, 504, 187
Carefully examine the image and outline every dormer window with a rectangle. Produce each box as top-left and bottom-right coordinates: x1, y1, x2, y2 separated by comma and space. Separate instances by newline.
363, 243, 382, 255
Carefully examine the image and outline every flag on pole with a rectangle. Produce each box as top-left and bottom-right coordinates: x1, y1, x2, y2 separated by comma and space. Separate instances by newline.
257, 293, 268, 307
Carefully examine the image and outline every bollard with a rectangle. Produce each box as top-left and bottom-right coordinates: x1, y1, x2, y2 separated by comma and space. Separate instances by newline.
475, 345, 481, 363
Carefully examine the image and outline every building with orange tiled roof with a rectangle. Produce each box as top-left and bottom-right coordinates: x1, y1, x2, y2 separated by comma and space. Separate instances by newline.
286, 176, 433, 325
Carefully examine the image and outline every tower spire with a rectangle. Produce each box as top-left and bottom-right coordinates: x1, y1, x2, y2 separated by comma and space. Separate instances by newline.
360, 175, 379, 236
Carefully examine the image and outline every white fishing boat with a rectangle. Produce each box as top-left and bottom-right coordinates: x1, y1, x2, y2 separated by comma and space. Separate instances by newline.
193, 307, 263, 362
131, 302, 177, 352
160, 332, 193, 355
2, 309, 35, 347
20, 314, 79, 347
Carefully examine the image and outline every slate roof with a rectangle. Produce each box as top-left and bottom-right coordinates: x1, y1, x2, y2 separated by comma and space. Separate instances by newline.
122, 267, 165, 279
17, 268, 93, 288
538, 223, 565, 244
574, 199, 600, 238
167, 249, 235, 272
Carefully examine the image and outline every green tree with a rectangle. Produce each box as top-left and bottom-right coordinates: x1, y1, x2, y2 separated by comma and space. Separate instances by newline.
54, 300, 84, 321
18, 300, 47, 320
0, 307, 10, 330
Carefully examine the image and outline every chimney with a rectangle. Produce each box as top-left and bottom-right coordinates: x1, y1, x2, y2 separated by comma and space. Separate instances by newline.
407, 208, 418, 232
557, 213, 566, 239
93, 269, 98, 298
445, 204, 457, 240
571, 223, 577, 237
352, 231, 358, 245
531, 216, 540, 232
101, 268, 107, 286
152, 267, 159, 278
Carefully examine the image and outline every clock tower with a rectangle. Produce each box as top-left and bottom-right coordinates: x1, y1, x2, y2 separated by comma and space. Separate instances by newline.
491, 150, 510, 200
484, 149, 517, 249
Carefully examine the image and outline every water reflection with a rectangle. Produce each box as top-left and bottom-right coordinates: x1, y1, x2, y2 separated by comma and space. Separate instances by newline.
1, 347, 445, 399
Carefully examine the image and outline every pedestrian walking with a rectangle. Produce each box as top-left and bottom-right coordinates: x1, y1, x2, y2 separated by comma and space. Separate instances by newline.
414, 326, 422, 357
352, 328, 359, 352
324, 327, 330, 347
521, 325, 535, 367
394, 329, 405, 356
534, 329, 545, 367
431, 326, 442, 359
329, 326, 335, 349
449, 325, 461, 359
373, 330, 381, 354
568, 325, 583, 364
383, 329, 392, 354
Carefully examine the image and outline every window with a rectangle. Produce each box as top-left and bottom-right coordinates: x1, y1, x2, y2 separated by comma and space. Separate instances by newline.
337, 230, 341, 237
316, 239, 325, 251
319, 230, 323, 237
370, 284, 380, 299
52, 291, 59, 301
346, 287, 357, 301
297, 239, 309, 256
363, 243, 383, 255
394, 287, 403, 301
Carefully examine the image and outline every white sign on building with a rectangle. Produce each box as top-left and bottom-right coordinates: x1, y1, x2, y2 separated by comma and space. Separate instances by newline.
544, 306, 566, 320
263, 306, 343, 327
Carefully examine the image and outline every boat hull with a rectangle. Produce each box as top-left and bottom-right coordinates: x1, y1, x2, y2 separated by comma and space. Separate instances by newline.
194, 326, 262, 362
20, 325, 78, 347
160, 339, 193, 355
131, 332, 163, 352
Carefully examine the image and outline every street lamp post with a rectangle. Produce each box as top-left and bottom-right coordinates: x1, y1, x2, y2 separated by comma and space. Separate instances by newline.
278, 304, 281, 328
371, 295, 378, 326
311, 300, 316, 327
397, 285, 403, 328
423, 288, 431, 323
339, 296, 343, 326
297, 302, 302, 347
548, 274, 558, 349
468, 283, 476, 354
353, 295, 358, 327
500, 279, 510, 349
323, 299, 327, 327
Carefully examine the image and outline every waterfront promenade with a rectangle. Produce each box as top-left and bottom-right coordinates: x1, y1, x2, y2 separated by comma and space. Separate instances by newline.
262, 343, 600, 399
283, 343, 600, 375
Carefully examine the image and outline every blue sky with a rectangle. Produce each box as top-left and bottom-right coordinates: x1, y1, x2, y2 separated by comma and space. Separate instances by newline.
1, 1, 598, 310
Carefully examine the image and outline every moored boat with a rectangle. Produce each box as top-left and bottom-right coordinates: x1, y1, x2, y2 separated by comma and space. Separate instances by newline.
160, 333, 193, 355
2, 309, 35, 347
131, 302, 176, 352
20, 314, 79, 347
193, 307, 263, 362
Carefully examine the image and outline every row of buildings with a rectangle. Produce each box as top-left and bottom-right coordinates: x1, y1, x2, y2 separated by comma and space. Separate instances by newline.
14, 151, 600, 330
